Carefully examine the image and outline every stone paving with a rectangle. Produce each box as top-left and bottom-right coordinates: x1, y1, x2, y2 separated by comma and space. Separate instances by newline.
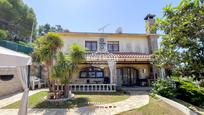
0, 90, 149, 115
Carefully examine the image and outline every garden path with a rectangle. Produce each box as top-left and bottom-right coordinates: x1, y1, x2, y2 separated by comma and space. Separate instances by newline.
0, 90, 149, 115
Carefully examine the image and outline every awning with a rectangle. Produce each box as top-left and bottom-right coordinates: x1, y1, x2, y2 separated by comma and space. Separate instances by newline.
0, 46, 32, 66
0, 46, 32, 115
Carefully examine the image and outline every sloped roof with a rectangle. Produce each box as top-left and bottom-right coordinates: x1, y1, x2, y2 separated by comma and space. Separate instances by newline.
85, 52, 151, 62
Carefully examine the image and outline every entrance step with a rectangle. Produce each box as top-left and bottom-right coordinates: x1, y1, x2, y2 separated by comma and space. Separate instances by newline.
120, 87, 152, 91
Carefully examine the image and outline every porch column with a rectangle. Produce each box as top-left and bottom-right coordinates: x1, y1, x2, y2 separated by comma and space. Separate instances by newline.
152, 65, 157, 81
108, 60, 116, 84
113, 63, 117, 84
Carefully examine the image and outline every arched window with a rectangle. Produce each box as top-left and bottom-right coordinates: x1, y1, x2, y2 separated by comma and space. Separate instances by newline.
80, 67, 104, 78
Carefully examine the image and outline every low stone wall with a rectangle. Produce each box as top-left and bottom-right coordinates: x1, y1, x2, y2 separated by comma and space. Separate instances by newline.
0, 68, 23, 97
156, 95, 198, 115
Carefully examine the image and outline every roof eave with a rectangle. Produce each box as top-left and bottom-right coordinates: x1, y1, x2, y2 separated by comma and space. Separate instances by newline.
56, 32, 160, 38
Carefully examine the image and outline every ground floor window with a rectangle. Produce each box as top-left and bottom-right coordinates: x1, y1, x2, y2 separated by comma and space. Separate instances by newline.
80, 67, 104, 78
0, 75, 14, 81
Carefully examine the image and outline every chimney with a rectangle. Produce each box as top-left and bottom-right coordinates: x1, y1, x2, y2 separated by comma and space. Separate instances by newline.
144, 14, 156, 34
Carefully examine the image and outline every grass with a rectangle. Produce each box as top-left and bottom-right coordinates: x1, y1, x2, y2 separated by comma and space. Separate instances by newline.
118, 97, 185, 115
2, 91, 129, 109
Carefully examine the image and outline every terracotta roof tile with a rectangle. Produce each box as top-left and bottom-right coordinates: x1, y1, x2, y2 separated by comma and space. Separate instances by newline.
85, 52, 151, 61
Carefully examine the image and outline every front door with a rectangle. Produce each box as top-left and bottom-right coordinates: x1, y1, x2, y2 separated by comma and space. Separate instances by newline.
117, 67, 139, 86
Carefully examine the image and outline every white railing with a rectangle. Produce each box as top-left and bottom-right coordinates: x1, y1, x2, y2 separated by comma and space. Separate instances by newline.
69, 84, 116, 92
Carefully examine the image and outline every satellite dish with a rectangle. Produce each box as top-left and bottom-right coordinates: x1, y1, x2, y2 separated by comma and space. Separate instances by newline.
116, 27, 123, 34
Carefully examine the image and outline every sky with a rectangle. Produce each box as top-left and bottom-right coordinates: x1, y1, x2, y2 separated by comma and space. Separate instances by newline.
23, 0, 180, 34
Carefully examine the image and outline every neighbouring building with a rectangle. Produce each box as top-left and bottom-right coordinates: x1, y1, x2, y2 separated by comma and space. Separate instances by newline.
57, 14, 159, 92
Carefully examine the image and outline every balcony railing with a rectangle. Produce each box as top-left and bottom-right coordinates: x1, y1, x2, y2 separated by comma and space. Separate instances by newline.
70, 84, 116, 92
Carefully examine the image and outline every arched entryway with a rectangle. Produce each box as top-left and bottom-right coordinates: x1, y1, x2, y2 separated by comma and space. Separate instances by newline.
117, 67, 139, 86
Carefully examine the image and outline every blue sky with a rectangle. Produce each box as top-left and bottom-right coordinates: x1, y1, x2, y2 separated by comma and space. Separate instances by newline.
23, 0, 180, 34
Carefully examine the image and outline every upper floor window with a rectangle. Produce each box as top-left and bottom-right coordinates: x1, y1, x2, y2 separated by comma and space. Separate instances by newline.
107, 41, 119, 52
85, 41, 97, 51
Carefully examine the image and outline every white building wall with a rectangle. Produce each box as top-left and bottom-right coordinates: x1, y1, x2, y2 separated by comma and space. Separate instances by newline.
61, 36, 150, 54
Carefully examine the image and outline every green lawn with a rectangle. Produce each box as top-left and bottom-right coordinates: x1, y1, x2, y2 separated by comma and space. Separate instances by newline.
2, 91, 129, 109
118, 97, 185, 115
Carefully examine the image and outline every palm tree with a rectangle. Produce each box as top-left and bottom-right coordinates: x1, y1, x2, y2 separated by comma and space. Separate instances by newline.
32, 32, 64, 91
51, 43, 86, 98
65, 43, 86, 97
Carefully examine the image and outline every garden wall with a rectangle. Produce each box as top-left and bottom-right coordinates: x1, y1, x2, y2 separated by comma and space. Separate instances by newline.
156, 95, 198, 115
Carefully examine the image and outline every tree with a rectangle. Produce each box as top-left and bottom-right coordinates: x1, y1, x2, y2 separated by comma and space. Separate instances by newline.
38, 24, 69, 36
51, 44, 86, 98
65, 43, 86, 97
0, 0, 37, 41
51, 51, 71, 98
153, 0, 204, 79
32, 32, 64, 91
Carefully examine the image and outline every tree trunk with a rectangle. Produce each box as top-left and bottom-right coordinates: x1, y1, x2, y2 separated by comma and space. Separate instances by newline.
53, 80, 56, 99
64, 83, 69, 98
47, 66, 52, 92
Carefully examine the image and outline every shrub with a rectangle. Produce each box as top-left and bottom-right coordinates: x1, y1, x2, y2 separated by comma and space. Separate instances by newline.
0, 29, 8, 39
153, 78, 204, 108
176, 80, 204, 108
153, 78, 177, 98
200, 80, 204, 87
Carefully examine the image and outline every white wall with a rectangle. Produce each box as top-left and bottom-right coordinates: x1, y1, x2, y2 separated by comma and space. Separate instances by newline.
0, 68, 23, 97
61, 36, 150, 54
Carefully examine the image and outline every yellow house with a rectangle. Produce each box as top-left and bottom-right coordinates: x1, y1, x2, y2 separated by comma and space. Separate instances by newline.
57, 14, 159, 92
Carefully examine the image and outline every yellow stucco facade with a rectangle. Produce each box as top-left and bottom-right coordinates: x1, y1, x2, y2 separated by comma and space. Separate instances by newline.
58, 32, 159, 87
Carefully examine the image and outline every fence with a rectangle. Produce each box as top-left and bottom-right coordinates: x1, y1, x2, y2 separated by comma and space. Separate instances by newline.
0, 40, 33, 54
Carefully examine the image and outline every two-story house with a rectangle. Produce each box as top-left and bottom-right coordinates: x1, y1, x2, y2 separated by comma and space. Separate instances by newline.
58, 14, 159, 92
